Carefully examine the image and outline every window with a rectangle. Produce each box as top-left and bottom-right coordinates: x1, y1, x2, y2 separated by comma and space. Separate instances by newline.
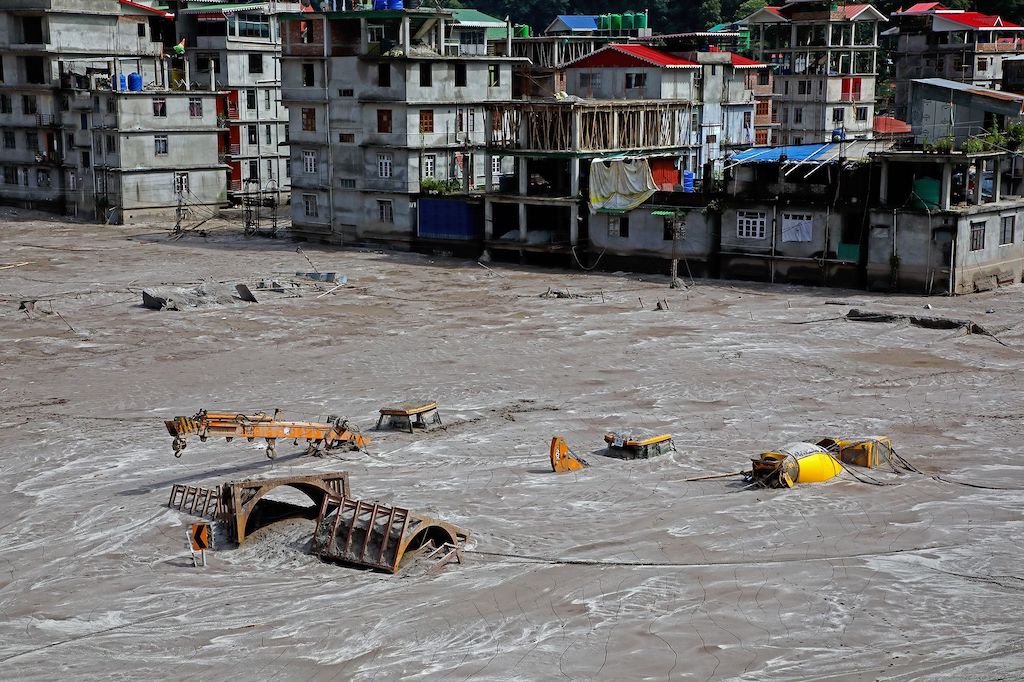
422, 153, 435, 178
137, 22, 146, 38
303, 194, 318, 217
755, 100, 769, 116
781, 213, 813, 242
302, 63, 315, 87
970, 221, 986, 251
24, 56, 45, 84
743, 111, 752, 128
284, 124, 289, 142
841, 77, 862, 101
377, 200, 393, 223
794, 136, 803, 145
301, 107, 316, 131
246, 89, 257, 110
377, 153, 393, 178
2, 131, 13, 149
249, 53, 263, 74
378, 63, 390, 87
23, 95, 37, 115
977, 57, 989, 72
457, 109, 464, 132
737, 210, 767, 239
420, 63, 432, 87
488, 64, 500, 87
237, 13, 269, 38
608, 215, 629, 238
832, 108, 845, 123
105, 135, 115, 153
782, 107, 789, 124
492, 155, 502, 176
248, 159, 259, 180
339, 88, 354, 97
197, 54, 220, 73
1000, 215, 1015, 245
794, 108, 803, 124
339, 178, 356, 188
22, 16, 44, 43
755, 129, 768, 144
419, 109, 434, 133
798, 80, 810, 95
0, 95, 11, 114
82, 151, 90, 168
265, 124, 272, 144
154, 134, 168, 155
247, 125, 258, 144
580, 73, 603, 90
625, 72, 647, 89
80, 112, 88, 129
856, 106, 868, 121
455, 63, 467, 87
303, 149, 317, 174
339, 132, 355, 143
152, 97, 166, 117
36, 169, 50, 187
189, 97, 203, 117
367, 24, 384, 43
107, 97, 115, 114
376, 109, 392, 133
706, 134, 717, 143
757, 70, 769, 86
174, 172, 189, 194
266, 159, 273, 180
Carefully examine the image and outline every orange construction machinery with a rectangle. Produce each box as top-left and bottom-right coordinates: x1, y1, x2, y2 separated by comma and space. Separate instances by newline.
550, 436, 589, 473
165, 410, 370, 459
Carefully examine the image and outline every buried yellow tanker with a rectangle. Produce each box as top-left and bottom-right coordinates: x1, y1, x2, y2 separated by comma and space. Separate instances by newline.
747, 436, 895, 488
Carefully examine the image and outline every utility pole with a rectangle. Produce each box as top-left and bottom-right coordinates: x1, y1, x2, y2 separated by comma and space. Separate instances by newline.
669, 209, 687, 289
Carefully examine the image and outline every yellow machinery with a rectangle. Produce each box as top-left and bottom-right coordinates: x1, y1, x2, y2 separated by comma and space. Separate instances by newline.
165, 410, 370, 459
749, 442, 843, 488
604, 432, 675, 460
550, 436, 589, 473
817, 436, 893, 468
376, 400, 442, 433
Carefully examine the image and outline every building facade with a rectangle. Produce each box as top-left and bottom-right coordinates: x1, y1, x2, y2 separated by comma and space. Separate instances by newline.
280, 7, 520, 245
742, 0, 885, 145
886, 3, 1024, 120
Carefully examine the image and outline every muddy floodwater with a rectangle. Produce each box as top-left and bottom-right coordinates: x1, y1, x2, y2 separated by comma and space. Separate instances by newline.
2, 211, 1023, 680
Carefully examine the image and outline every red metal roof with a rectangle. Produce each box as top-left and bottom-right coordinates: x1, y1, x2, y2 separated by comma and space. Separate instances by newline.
938, 11, 1019, 29
119, 0, 172, 17
567, 44, 699, 69
873, 116, 912, 135
730, 53, 768, 67
902, 2, 947, 12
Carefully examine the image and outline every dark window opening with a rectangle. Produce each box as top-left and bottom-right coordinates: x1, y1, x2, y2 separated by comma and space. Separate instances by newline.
249, 54, 263, 74
22, 17, 44, 44
420, 63, 432, 87
378, 63, 390, 87
25, 56, 46, 84
302, 63, 314, 86
455, 63, 466, 87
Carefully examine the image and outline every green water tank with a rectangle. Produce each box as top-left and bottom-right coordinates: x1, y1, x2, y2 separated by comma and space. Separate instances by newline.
514, 24, 530, 37
910, 177, 941, 210
622, 11, 634, 30
635, 11, 648, 29
599, 14, 610, 31
610, 13, 622, 31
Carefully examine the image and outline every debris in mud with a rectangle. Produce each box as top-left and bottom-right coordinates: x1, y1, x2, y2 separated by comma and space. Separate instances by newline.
604, 432, 676, 459
296, 272, 345, 283
846, 308, 1002, 340
141, 283, 240, 310
311, 495, 468, 574
550, 435, 589, 473
539, 287, 591, 299
376, 400, 443, 433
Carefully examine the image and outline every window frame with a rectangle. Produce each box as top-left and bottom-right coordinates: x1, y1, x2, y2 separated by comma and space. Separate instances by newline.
970, 220, 986, 251
736, 210, 767, 240
302, 149, 317, 175
422, 153, 436, 178
377, 152, 393, 178
999, 215, 1015, 245
154, 134, 169, 156
377, 199, 394, 223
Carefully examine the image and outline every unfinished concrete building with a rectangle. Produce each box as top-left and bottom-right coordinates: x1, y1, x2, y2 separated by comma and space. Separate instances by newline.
742, 0, 886, 145
279, 7, 521, 245
176, 1, 300, 206
868, 148, 1024, 294
0, 0, 184, 215
885, 3, 1024, 121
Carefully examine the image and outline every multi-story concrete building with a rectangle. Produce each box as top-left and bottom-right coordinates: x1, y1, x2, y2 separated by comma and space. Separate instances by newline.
57, 72, 226, 222
885, 3, 1024, 120
176, 1, 300, 205
279, 7, 521, 245
742, 0, 886, 144
0, 0, 178, 214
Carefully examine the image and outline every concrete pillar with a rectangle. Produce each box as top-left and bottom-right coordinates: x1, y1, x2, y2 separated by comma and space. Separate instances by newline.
994, 159, 1002, 202
569, 157, 580, 197
505, 18, 512, 56
437, 19, 445, 55
484, 199, 493, 238
973, 160, 984, 205
484, 152, 493, 190
518, 203, 527, 242
569, 202, 579, 245
879, 158, 889, 206
517, 157, 528, 194
402, 17, 411, 55
940, 160, 952, 210
209, 58, 216, 91
359, 19, 368, 54
183, 58, 190, 91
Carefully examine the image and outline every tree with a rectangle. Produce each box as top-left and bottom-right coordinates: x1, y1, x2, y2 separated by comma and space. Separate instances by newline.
698, 0, 723, 29
734, 0, 766, 22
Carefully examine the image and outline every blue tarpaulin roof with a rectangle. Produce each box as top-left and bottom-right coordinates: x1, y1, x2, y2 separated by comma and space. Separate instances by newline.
731, 144, 837, 163
550, 15, 599, 31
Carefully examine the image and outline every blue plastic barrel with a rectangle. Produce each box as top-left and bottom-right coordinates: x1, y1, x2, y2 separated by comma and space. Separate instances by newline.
118, 73, 127, 91
387, 0, 403, 8
373, 0, 386, 8
682, 170, 695, 192
128, 72, 143, 91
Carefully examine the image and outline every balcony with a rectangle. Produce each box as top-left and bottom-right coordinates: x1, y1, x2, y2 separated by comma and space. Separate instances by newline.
35, 113, 56, 127
229, 143, 241, 156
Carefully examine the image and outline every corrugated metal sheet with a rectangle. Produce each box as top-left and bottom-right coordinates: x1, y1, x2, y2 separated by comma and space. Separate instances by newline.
417, 199, 482, 241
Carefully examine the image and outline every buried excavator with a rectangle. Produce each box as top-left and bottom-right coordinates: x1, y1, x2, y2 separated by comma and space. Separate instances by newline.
550, 436, 589, 472
165, 409, 370, 459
